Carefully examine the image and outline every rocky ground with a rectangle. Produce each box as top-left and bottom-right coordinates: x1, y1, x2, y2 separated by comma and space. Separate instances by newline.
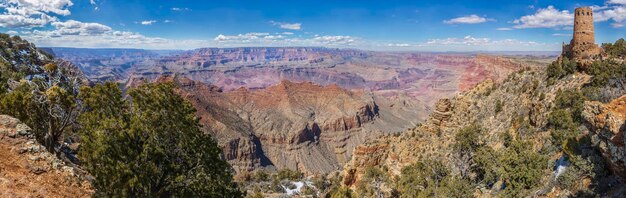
341, 64, 626, 196
0, 115, 93, 197
583, 96, 626, 180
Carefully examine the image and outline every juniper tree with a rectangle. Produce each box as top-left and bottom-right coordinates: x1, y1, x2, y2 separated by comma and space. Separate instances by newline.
78, 82, 243, 197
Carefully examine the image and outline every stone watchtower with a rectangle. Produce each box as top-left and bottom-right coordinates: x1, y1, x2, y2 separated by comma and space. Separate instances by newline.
562, 7, 602, 60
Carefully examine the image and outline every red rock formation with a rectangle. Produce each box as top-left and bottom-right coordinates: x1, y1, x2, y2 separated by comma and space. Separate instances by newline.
583, 96, 626, 180
159, 76, 381, 175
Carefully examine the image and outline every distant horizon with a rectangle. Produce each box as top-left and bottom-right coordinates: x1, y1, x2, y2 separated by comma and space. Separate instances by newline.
40, 46, 562, 54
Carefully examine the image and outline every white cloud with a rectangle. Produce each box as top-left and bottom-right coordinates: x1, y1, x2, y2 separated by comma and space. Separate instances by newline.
0, 13, 55, 28
89, 0, 98, 10
426, 35, 546, 47
512, 6, 573, 29
171, 7, 191, 11
50, 20, 112, 36
496, 27, 513, 31
312, 35, 356, 45
6, 30, 18, 35
387, 43, 410, 47
4, 0, 74, 16
511, 4, 626, 29
612, 22, 625, 27
214, 32, 271, 42
552, 33, 572, 36
140, 20, 157, 25
281, 32, 294, 35
0, 0, 74, 28
264, 35, 285, 40
212, 32, 358, 47
444, 15, 493, 24
270, 21, 302, 30
609, 0, 626, 5
596, 6, 626, 23
163, 20, 173, 23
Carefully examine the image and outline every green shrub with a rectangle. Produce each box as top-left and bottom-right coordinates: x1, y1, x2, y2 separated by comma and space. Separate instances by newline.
254, 170, 270, 182
454, 124, 483, 155
357, 167, 388, 197
498, 140, 548, 197
472, 146, 499, 184
556, 155, 595, 191
330, 186, 356, 198
547, 57, 578, 80
554, 89, 586, 121
78, 82, 242, 197
275, 169, 303, 181
585, 59, 626, 87
398, 160, 473, 198
0, 69, 80, 151
312, 175, 330, 192
495, 99, 503, 114
602, 38, 626, 58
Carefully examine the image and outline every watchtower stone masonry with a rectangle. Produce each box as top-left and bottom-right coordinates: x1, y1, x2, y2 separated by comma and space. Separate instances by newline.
562, 7, 602, 60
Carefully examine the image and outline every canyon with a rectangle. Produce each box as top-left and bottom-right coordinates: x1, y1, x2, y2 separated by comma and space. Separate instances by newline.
47, 47, 554, 175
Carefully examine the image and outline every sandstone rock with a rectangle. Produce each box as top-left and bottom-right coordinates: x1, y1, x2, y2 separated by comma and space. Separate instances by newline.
430, 98, 452, 126
342, 67, 592, 190
28, 166, 46, 175
158, 76, 390, 175
582, 96, 626, 180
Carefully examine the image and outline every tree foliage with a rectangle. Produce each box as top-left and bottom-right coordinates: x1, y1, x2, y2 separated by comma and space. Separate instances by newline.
497, 140, 547, 197
548, 89, 587, 146
397, 160, 473, 198
274, 169, 303, 181
78, 82, 242, 197
451, 125, 547, 197
453, 124, 483, 155
0, 63, 81, 151
602, 38, 626, 58
356, 167, 389, 197
0, 33, 82, 151
330, 186, 356, 198
547, 57, 578, 80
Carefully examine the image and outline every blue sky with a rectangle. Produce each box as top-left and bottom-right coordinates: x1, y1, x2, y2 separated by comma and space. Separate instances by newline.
0, 0, 624, 51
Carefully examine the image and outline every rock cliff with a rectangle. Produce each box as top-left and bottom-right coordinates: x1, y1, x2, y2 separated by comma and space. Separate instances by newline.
583, 96, 626, 179
341, 67, 596, 194
159, 76, 399, 175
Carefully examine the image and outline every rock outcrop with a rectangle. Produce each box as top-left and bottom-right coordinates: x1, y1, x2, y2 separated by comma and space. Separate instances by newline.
158, 76, 394, 175
0, 115, 93, 197
342, 68, 592, 191
583, 96, 626, 179
429, 98, 452, 127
